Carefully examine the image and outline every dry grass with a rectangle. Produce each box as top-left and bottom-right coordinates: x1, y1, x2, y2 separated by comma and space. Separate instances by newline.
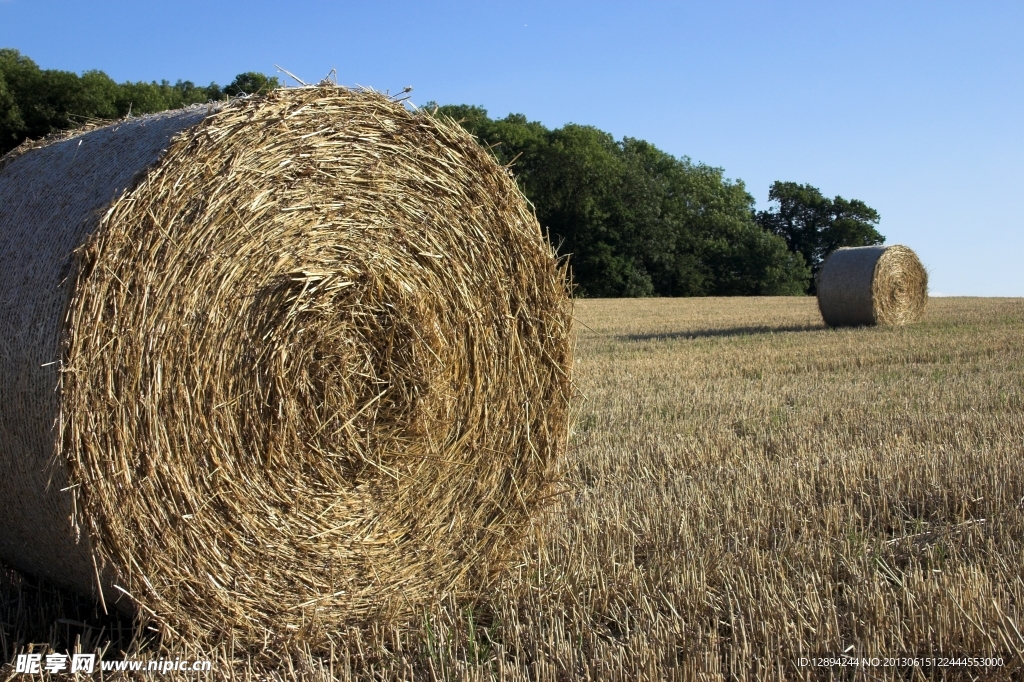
5, 295, 1024, 680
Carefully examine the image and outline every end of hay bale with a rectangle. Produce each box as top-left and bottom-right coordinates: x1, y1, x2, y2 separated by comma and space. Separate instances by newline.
817, 245, 928, 327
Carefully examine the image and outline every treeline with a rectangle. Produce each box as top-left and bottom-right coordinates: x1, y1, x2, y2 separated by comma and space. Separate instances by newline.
0, 49, 277, 155
429, 105, 884, 296
433, 105, 818, 296
1, 48, 884, 296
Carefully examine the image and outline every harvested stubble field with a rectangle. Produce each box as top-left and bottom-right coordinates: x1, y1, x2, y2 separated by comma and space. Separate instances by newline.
3, 295, 1024, 680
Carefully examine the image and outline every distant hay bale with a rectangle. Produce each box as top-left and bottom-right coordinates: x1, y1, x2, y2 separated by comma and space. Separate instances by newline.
816, 245, 928, 327
0, 87, 573, 650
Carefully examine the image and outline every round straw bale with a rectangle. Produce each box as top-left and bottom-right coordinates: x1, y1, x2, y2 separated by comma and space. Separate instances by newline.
816, 245, 928, 327
0, 87, 573, 650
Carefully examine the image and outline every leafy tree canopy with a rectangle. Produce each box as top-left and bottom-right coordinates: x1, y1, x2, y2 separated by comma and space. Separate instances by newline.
224, 72, 280, 97
755, 181, 884, 292
430, 103, 809, 297
0, 48, 279, 155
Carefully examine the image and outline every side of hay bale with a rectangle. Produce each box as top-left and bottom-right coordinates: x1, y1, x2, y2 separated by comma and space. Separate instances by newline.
0, 107, 216, 607
0, 87, 574, 652
816, 245, 928, 327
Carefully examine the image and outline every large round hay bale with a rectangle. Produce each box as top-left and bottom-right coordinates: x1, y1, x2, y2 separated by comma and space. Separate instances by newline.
0, 87, 573, 649
816, 245, 928, 327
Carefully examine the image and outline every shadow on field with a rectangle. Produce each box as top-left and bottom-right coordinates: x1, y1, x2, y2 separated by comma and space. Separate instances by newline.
619, 323, 823, 342
1, 560, 146, 665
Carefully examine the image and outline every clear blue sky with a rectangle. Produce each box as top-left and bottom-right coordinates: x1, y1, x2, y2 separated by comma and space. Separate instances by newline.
3, 1, 1022, 295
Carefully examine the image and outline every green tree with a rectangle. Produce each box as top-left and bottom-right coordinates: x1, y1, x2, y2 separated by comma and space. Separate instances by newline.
224, 72, 280, 97
666, 157, 809, 296
114, 79, 224, 117
0, 50, 130, 150
170, 79, 224, 106
532, 124, 651, 296
429, 104, 809, 297
0, 64, 24, 151
0, 50, 263, 154
756, 181, 884, 291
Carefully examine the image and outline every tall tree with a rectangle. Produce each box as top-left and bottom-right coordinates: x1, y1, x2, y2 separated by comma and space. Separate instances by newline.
756, 181, 884, 291
430, 104, 810, 297
224, 72, 280, 97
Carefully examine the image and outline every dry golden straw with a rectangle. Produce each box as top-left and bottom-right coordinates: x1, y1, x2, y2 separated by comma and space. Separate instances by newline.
0, 86, 573, 652
816, 245, 928, 327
